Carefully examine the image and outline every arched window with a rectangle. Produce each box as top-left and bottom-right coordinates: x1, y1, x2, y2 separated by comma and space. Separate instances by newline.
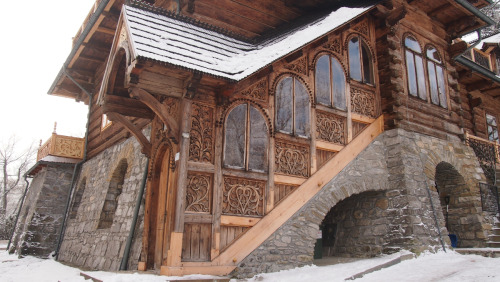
426, 46, 447, 108
404, 36, 427, 100
224, 103, 268, 172
98, 159, 127, 229
315, 55, 346, 110
348, 36, 373, 84
276, 76, 310, 137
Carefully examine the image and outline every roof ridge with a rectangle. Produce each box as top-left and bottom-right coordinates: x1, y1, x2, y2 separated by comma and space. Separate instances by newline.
128, 0, 253, 43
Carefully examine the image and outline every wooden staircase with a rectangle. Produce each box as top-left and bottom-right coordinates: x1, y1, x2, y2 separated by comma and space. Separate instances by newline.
161, 116, 385, 276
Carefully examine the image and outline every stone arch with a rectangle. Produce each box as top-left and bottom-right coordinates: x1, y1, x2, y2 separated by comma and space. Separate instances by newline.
435, 161, 486, 247
98, 159, 128, 229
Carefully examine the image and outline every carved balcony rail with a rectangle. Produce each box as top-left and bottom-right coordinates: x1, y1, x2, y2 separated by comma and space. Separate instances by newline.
465, 132, 499, 182
463, 48, 494, 72
37, 133, 85, 161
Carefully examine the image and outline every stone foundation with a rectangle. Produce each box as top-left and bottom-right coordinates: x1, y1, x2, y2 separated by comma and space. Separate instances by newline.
10, 164, 74, 258
58, 135, 148, 271
232, 129, 489, 278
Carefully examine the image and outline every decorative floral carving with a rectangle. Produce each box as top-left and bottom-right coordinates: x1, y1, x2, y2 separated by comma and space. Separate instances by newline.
162, 97, 180, 117
316, 111, 346, 145
284, 57, 307, 75
185, 173, 212, 213
189, 103, 214, 163
350, 87, 376, 118
353, 22, 369, 36
238, 78, 268, 101
322, 38, 341, 54
54, 137, 84, 159
275, 140, 309, 177
223, 176, 264, 216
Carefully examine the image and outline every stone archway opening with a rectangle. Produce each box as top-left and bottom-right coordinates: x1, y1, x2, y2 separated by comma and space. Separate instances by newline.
314, 190, 393, 262
435, 162, 485, 248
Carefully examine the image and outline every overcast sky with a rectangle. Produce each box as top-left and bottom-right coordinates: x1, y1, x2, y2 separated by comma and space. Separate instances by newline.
0, 0, 97, 151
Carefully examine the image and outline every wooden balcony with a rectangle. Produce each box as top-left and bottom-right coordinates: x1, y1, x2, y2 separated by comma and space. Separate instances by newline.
463, 47, 495, 72
37, 133, 85, 162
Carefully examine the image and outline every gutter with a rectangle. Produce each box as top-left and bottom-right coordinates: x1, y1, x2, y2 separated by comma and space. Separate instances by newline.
119, 159, 149, 270
48, 0, 111, 96
454, 0, 496, 28
54, 68, 93, 260
7, 175, 31, 252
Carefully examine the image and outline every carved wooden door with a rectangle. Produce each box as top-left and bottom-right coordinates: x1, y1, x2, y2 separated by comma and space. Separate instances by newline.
153, 148, 173, 268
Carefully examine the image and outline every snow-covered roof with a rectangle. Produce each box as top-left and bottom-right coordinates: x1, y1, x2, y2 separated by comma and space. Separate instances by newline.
124, 5, 373, 81
477, 32, 500, 49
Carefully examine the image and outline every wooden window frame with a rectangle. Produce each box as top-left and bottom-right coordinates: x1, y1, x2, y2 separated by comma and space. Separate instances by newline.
315, 54, 347, 111
275, 76, 311, 138
348, 36, 374, 85
404, 35, 427, 101
223, 103, 269, 172
425, 45, 448, 109
486, 112, 499, 143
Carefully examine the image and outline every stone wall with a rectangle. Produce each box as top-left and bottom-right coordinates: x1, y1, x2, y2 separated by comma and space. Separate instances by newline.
58, 134, 148, 271
9, 164, 74, 258
232, 129, 489, 278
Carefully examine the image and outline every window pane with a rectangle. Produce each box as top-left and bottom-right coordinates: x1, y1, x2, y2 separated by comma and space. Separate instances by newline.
426, 46, 441, 63
428, 61, 439, 105
349, 37, 362, 81
436, 66, 447, 108
276, 77, 293, 133
415, 55, 427, 100
361, 43, 372, 84
404, 36, 422, 53
294, 79, 310, 137
249, 106, 268, 172
331, 57, 346, 110
315, 55, 331, 105
486, 114, 499, 142
224, 104, 247, 168
406, 51, 418, 97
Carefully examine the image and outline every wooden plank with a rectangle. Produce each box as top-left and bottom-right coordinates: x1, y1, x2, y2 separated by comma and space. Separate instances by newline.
351, 113, 375, 124
213, 115, 384, 268
220, 215, 260, 227
316, 141, 344, 152
184, 214, 213, 223
274, 174, 306, 186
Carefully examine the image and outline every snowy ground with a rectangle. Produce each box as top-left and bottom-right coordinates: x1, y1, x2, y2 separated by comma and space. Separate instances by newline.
1, 241, 499, 282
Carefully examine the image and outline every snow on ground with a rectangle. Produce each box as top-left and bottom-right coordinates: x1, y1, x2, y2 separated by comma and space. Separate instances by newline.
1, 241, 499, 282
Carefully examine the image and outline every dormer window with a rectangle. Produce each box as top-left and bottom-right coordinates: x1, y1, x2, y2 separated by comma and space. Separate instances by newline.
348, 36, 373, 84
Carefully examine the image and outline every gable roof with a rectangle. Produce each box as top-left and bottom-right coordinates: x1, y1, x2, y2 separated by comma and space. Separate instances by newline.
124, 4, 373, 81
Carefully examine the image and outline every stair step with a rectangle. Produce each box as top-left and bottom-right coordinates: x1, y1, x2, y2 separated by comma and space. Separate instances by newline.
486, 241, 500, 248
489, 235, 500, 242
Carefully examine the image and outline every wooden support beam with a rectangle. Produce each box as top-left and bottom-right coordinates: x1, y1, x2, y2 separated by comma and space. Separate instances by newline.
103, 95, 155, 119
96, 26, 116, 35
466, 80, 494, 92
106, 112, 152, 157
129, 87, 180, 143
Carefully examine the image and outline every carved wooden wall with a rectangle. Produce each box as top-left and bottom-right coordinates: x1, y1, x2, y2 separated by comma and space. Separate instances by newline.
185, 173, 212, 213
189, 103, 215, 164
274, 140, 310, 178
222, 176, 265, 217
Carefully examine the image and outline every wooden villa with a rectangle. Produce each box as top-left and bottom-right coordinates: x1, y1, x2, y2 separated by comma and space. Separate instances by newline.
10, 0, 500, 278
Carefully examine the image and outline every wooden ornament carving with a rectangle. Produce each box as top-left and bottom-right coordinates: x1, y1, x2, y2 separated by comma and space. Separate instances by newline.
222, 176, 265, 216
275, 139, 309, 177
316, 111, 346, 145
185, 173, 212, 213
189, 103, 214, 163
322, 38, 342, 54
350, 87, 376, 118
284, 57, 308, 75
353, 22, 369, 36
238, 78, 268, 102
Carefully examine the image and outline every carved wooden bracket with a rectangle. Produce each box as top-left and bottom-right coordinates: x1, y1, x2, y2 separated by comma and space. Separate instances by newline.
129, 87, 180, 143
184, 72, 202, 99
106, 112, 152, 157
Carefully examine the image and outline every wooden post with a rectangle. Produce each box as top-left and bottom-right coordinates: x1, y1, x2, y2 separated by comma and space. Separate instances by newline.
212, 110, 224, 258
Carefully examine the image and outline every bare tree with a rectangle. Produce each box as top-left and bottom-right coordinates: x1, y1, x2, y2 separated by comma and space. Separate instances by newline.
0, 136, 36, 217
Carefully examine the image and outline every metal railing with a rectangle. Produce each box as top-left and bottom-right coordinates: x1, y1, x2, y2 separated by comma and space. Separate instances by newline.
465, 132, 499, 183
480, 182, 500, 215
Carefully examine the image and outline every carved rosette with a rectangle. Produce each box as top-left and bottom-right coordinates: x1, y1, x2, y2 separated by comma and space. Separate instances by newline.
275, 140, 309, 177
222, 176, 264, 216
189, 103, 214, 163
284, 57, 308, 75
350, 87, 376, 118
54, 137, 84, 159
185, 173, 212, 213
322, 38, 341, 54
315, 111, 346, 145
238, 78, 268, 102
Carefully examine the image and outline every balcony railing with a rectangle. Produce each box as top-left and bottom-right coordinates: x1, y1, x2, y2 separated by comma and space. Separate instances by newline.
463, 48, 494, 72
465, 132, 499, 182
37, 133, 85, 161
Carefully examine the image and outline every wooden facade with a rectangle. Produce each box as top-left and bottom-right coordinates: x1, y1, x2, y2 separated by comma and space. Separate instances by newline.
48, 0, 499, 277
